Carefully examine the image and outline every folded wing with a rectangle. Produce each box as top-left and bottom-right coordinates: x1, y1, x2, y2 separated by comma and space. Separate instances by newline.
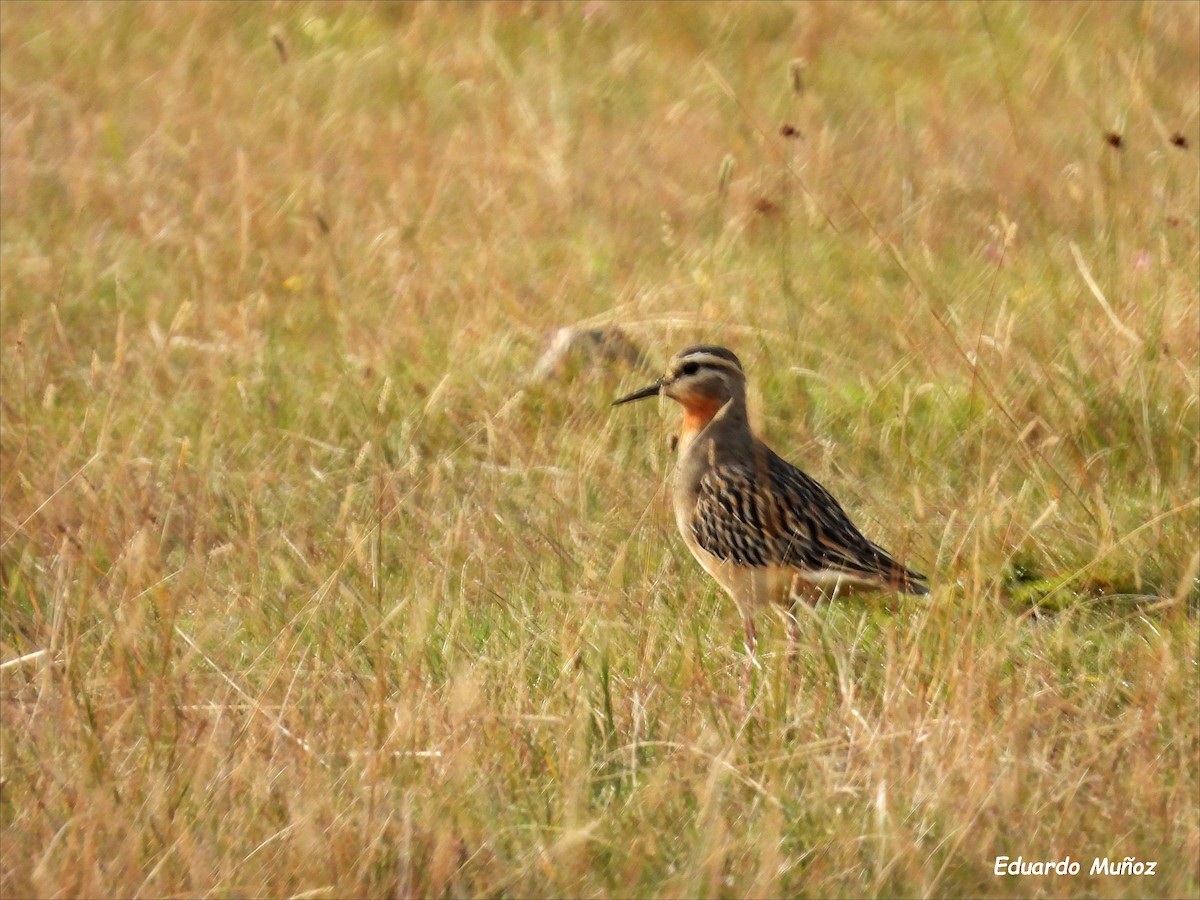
691, 447, 928, 595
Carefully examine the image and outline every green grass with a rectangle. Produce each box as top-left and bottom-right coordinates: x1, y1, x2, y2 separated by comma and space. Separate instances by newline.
2, 2, 1198, 897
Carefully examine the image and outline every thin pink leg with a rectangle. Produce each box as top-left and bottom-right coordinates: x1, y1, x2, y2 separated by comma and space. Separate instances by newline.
741, 615, 758, 707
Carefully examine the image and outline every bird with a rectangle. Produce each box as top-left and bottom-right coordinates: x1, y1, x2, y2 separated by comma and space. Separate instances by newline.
613, 344, 927, 677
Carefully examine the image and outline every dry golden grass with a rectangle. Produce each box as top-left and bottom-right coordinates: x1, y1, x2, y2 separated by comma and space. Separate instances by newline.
1, 2, 1198, 897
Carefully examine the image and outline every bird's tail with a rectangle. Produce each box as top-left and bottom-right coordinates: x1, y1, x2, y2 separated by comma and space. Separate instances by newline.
866, 542, 929, 596
888, 562, 930, 596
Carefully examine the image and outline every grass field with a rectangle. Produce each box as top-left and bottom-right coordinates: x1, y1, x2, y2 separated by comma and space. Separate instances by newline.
2, 2, 1198, 897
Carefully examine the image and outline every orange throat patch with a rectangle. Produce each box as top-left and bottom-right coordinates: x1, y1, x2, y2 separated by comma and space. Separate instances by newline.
679, 397, 723, 442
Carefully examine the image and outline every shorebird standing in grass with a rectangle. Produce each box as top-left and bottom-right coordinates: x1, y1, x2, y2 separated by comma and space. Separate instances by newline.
613, 345, 927, 687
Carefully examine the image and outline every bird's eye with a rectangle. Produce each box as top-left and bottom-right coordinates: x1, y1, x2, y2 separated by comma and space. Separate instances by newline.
681, 361, 700, 376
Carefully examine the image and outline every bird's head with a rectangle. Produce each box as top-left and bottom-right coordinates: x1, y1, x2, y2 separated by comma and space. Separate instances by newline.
612, 345, 746, 412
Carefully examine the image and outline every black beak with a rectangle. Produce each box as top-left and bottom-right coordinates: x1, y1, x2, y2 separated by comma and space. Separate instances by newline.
612, 380, 662, 406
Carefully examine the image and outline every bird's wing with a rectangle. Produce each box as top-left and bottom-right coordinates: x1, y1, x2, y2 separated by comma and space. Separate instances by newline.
691, 449, 928, 594
690, 462, 785, 569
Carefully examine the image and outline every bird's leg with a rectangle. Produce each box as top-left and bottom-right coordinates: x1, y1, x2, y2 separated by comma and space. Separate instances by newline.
786, 603, 802, 660
741, 614, 758, 708
742, 614, 758, 656
786, 578, 822, 662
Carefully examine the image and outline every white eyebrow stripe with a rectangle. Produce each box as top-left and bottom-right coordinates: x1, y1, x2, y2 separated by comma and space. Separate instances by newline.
677, 354, 742, 373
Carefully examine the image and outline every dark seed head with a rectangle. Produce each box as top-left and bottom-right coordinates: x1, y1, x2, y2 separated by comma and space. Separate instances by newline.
789, 58, 806, 96
753, 197, 780, 216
